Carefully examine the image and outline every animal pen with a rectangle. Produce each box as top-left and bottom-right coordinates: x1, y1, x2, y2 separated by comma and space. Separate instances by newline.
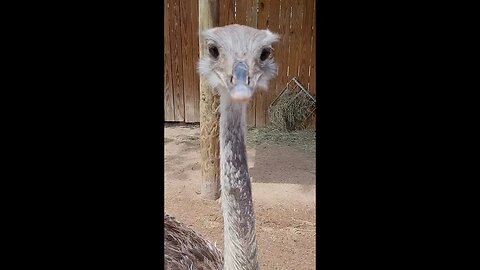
164, 0, 316, 128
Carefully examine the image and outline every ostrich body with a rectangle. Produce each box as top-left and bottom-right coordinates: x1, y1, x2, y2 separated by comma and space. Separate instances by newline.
164, 24, 280, 270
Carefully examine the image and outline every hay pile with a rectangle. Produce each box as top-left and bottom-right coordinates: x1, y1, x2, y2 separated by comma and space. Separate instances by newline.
268, 85, 315, 131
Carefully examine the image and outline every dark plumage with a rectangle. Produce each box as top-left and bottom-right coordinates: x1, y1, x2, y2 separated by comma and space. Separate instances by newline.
164, 214, 223, 269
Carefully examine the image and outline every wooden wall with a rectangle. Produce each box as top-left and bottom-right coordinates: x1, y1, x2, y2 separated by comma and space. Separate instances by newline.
164, 0, 316, 127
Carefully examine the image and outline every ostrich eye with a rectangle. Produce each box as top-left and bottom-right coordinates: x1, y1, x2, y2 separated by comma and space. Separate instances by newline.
260, 48, 271, 61
208, 46, 219, 59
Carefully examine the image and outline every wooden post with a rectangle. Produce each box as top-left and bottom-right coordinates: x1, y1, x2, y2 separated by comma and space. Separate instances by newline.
199, 0, 220, 200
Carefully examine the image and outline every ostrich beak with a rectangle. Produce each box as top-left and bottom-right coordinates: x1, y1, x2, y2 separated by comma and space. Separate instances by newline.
230, 62, 253, 102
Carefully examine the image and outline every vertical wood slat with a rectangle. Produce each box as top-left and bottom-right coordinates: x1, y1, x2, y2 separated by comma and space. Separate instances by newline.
192, 0, 201, 122
267, 0, 292, 126
169, 1, 185, 121
279, 0, 294, 92
300, 0, 314, 94
257, 1, 285, 126
288, 0, 315, 130
287, 0, 302, 81
235, 0, 247, 25
220, 0, 236, 25
288, 0, 306, 88
256, 0, 276, 127
309, 0, 316, 96
180, 1, 200, 123
164, 0, 175, 121
305, 0, 316, 130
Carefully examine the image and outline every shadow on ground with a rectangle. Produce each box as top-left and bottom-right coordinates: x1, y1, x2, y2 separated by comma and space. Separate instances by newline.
249, 143, 316, 185
247, 128, 316, 186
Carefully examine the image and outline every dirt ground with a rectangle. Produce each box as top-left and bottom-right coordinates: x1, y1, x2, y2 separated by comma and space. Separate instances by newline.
164, 123, 316, 270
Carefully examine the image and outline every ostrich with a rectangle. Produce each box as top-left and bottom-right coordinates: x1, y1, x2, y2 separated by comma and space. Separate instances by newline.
164, 24, 280, 270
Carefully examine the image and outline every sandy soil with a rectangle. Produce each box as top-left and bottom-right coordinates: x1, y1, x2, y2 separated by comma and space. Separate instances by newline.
164, 124, 316, 269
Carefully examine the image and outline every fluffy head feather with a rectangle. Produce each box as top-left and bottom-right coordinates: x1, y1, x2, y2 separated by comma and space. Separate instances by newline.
198, 24, 280, 101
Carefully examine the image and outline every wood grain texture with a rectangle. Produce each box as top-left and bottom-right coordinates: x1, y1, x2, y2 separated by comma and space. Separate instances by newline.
300, 0, 314, 94
220, 0, 235, 25
164, 0, 175, 121
180, 0, 200, 123
170, 1, 185, 121
309, 0, 316, 96
288, 0, 305, 84
255, 0, 277, 127
306, 1, 316, 130
267, 0, 291, 126
277, 0, 293, 94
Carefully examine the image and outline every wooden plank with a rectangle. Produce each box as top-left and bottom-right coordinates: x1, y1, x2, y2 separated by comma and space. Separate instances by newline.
179, 0, 192, 122
285, 0, 307, 130
281, 0, 295, 89
274, 0, 291, 94
265, 0, 281, 127
302, 0, 315, 129
191, 0, 200, 122
310, 34, 316, 96
286, 0, 301, 78
220, 0, 235, 26
164, 0, 175, 121
235, 0, 247, 25
169, 1, 185, 121
298, 0, 314, 95
309, 0, 316, 97
180, 0, 200, 123
257, 0, 281, 126
268, 0, 291, 125
255, 0, 272, 127
247, 0, 259, 26
288, 0, 306, 87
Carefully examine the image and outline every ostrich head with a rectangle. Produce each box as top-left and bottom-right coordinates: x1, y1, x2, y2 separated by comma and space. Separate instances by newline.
198, 24, 280, 103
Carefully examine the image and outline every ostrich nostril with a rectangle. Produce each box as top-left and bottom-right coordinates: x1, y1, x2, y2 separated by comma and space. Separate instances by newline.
230, 76, 234, 84
247, 76, 251, 85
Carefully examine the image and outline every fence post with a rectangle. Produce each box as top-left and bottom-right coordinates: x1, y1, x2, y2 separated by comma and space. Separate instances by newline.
198, 0, 220, 200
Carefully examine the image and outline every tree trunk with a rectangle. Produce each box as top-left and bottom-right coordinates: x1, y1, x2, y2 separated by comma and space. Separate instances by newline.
199, 0, 220, 200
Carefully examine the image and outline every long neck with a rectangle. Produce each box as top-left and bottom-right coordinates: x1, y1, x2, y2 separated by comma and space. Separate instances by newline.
219, 95, 259, 270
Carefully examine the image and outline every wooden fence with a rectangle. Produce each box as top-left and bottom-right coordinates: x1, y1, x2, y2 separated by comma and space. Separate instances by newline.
164, 0, 316, 127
